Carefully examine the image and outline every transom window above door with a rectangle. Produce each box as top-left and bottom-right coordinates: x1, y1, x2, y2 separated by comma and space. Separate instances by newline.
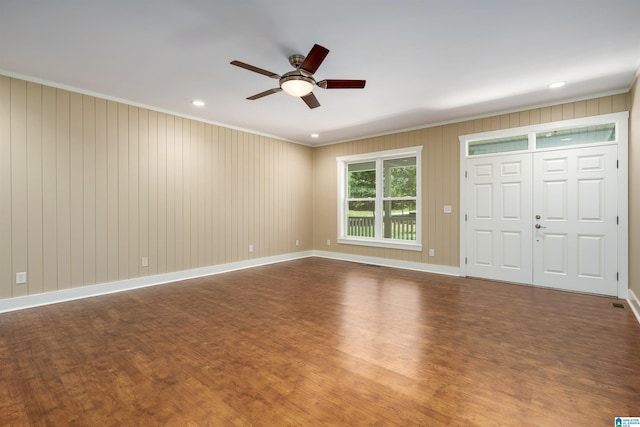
465, 115, 622, 157
468, 135, 528, 156
535, 123, 615, 149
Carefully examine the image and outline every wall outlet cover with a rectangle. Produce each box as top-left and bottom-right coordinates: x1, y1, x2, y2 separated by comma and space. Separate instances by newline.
16, 272, 27, 284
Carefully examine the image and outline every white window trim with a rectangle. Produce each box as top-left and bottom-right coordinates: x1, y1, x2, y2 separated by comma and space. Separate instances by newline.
337, 146, 423, 251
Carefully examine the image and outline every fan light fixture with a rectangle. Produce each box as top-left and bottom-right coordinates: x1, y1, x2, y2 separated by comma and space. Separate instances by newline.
280, 75, 315, 97
231, 43, 366, 108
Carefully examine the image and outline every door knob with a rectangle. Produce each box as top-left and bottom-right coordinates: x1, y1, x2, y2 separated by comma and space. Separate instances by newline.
535, 224, 546, 229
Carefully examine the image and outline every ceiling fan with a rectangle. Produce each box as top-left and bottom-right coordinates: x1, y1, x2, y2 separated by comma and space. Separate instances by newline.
230, 44, 366, 109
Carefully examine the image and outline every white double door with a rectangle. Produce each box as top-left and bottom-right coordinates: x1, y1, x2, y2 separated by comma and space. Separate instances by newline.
465, 144, 618, 296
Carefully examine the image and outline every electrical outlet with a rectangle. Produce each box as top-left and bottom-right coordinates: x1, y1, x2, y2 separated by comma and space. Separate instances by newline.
249, 245, 254, 253
141, 257, 149, 267
429, 249, 435, 257
16, 272, 27, 284
326, 239, 331, 246
295, 239, 299, 246
443, 205, 452, 214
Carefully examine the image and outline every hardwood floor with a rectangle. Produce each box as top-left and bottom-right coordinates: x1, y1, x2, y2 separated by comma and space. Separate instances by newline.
1, 257, 639, 426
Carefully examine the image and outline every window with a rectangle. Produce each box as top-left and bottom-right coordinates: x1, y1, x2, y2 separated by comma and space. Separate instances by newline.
337, 146, 422, 251
468, 134, 529, 156
464, 119, 620, 157
535, 123, 616, 149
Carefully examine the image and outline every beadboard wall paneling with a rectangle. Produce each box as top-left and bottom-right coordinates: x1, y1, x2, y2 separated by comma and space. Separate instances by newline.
11, 79, 28, 298
629, 74, 640, 299
0, 72, 632, 303
0, 76, 313, 300
0, 77, 11, 300
312, 93, 630, 268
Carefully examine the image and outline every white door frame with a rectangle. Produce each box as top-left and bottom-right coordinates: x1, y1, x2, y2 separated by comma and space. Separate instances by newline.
459, 112, 629, 298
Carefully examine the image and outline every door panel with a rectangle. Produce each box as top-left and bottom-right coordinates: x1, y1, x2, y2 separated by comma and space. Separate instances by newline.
466, 154, 532, 283
502, 231, 522, 268
474, 230, 492, 266
465, 144, 618, 296
542, 233, 567, 274
578, 179, 603, 220
475, 183, 492, 218
577, 235, 604, 278
543, 180, 567, 220
532, 145, 617, 296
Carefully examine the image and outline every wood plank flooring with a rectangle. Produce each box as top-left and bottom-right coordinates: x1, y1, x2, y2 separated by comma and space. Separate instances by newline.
1, 257, 639, 426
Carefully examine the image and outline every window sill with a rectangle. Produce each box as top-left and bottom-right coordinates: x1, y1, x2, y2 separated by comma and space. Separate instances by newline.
337, 237, 423, 252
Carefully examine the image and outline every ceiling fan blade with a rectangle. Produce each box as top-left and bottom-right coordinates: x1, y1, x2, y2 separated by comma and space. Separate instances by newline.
317, 79, 366, 89
247, 88, 282, 100
300, 44, 329, 74
230, 60, 280, 79
301, 92, 320, 109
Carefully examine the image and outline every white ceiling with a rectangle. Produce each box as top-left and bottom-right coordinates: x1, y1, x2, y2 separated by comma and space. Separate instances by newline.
1, 0, 640, 146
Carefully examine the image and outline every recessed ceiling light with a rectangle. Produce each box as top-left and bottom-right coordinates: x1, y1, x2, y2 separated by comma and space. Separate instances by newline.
549, 81, 566, 89
311, 133, 319, 138
192, 100, 205, 106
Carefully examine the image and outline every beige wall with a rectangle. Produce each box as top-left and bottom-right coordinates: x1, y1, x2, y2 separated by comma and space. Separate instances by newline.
0, 76, 313, 301
629, 72, 640, 298
0, 73, 634, 303
312, 94, 629, 267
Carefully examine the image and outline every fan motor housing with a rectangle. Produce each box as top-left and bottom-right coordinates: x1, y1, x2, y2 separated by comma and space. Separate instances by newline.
280, 71, 315, 85
288, 54, 305, 69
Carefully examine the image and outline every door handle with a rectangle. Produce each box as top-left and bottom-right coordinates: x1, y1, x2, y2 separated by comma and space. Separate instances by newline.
535, 224, 546, 229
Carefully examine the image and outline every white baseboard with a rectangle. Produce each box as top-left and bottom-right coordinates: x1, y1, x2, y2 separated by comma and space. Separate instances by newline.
0, 251, 462, 314
4, 248, 636, 324
627, 289, 640, 325
312, 250, 461, 276
18, 251, 635, 319
0, 251, 313, 314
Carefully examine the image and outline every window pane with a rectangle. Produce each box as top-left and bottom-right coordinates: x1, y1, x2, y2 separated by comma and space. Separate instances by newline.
383, 200, 416, 240
347, 201, 375, 237
468, 135, 528, 156
536, 123, 615, 149
383, 157, 416, 197
348, 161, 376, 198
